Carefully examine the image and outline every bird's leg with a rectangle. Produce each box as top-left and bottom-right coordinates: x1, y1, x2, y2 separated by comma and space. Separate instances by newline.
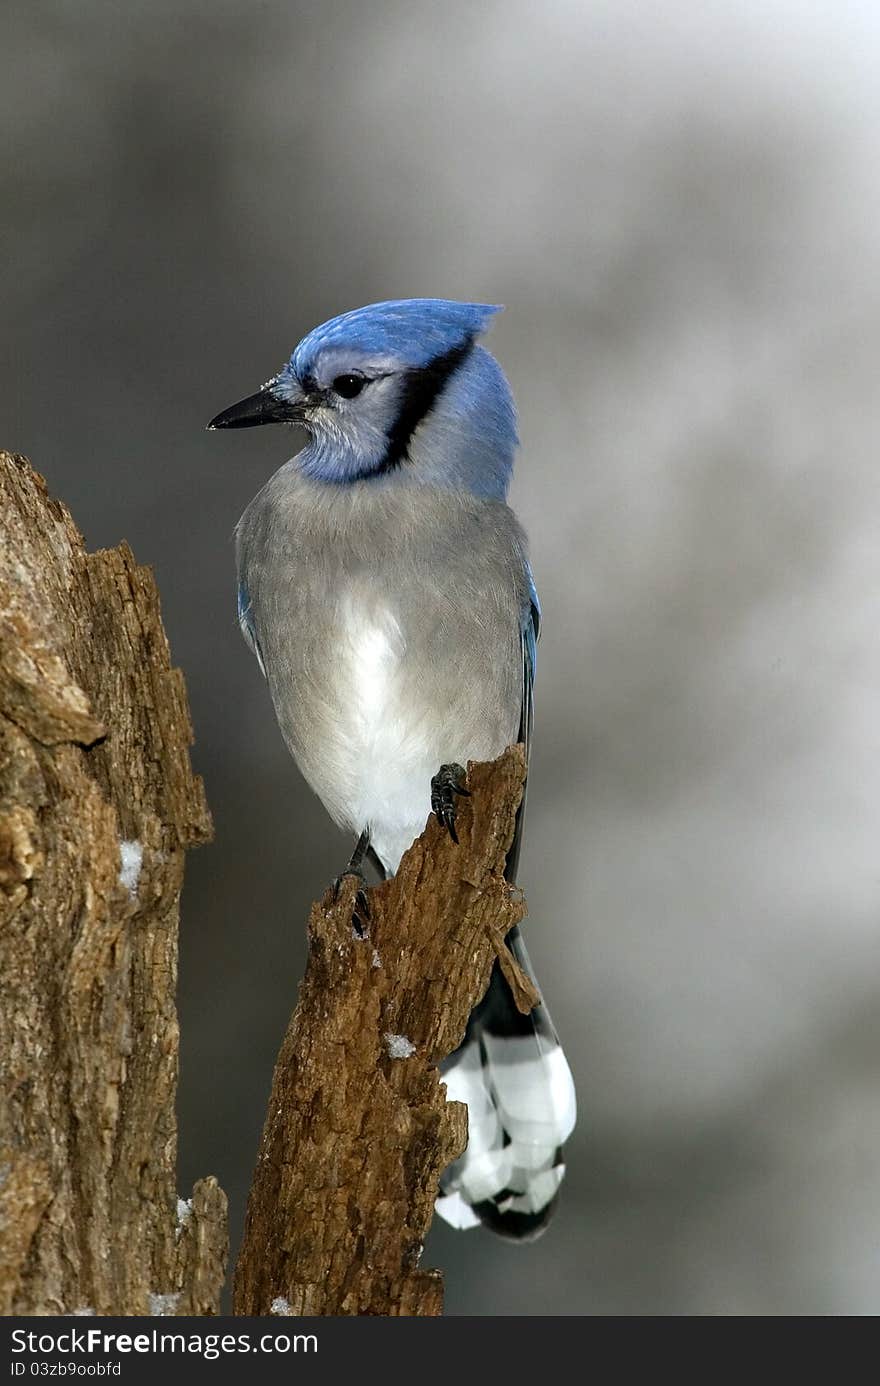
332, 828, 371, 933
366, 844, 388, 881
343, 827, 370, 879
431, 762, 471, 844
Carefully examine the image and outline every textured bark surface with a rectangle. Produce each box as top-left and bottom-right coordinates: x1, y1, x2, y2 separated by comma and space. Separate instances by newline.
233, 745, 536, 1317
0, 451, 227, 1316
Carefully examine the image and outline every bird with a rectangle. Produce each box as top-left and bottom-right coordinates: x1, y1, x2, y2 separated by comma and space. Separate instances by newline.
208, 298, 576, 1239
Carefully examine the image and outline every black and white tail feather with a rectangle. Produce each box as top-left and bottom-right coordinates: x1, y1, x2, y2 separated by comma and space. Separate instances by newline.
435, 576, 577, 1239
436, 928, 576, 1238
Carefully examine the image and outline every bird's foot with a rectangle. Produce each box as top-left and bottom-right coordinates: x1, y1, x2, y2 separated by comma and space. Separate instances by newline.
332, 870, 370, 936
332, 830, 372, 935
431, 762, 471, 843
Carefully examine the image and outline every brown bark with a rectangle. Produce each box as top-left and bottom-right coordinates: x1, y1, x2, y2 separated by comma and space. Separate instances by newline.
233, 744, 536, 1317
0, 451, 227, 1316
1, 448, 535, 1318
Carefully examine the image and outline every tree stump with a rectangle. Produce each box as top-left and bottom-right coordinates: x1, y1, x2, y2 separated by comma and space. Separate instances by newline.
0, 451, 227, 1316
233, 746, 534, 1316
0, 448, 535, 1319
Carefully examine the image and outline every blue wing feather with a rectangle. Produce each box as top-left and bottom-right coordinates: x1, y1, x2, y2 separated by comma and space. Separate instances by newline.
509, 563, 540, 881
237, 579, 266, 677
518, 562, 540, 761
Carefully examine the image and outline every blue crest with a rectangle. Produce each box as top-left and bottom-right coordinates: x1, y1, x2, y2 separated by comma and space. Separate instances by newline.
290, 299, 502, 378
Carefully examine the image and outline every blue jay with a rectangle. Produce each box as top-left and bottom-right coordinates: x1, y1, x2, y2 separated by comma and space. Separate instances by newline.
209, 299, 576, 1239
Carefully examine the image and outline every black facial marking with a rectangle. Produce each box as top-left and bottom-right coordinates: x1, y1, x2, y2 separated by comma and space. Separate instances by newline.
377, 340, 473, 474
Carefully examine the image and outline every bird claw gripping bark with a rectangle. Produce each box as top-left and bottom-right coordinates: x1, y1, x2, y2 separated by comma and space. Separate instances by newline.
331, 872, 370, 935
431, 762, 471, 843
332, 830, 371, 934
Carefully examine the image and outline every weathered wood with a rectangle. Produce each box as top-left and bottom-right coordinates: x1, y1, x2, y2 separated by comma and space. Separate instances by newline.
0, 451, 227, 1316
233, 745, 531, 1317
0, 448, 535, 1318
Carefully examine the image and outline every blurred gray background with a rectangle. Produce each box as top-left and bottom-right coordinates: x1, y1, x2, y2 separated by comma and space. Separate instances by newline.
3, 0, 880, 1315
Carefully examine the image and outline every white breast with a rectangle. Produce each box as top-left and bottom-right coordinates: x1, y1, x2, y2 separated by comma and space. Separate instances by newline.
350, 601, 402, 726
329, 592, 437, 871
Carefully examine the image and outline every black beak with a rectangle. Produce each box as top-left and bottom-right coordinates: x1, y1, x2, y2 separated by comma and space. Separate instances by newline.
207, 387, 306, 430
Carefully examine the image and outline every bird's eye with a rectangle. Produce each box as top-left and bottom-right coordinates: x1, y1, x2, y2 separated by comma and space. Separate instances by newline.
332, 374, 366, 399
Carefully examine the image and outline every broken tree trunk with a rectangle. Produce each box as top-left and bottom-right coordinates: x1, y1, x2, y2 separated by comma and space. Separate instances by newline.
233, 744, 536, 1317
0, 451, 227, 1316
0, 449, 536, 1318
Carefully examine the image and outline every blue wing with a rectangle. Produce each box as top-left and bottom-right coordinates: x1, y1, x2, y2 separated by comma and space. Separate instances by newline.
518, 563, 541, 760
237, 579, 266, 677
508, 563, 541, 881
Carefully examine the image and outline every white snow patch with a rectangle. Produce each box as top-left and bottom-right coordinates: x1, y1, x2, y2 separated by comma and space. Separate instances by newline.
372, 949, 382, 969
384, 1033, 416, 1059
270, 1296, 291, 1316
70, 1308, 95, 1316
118, 840, 143, 899
149, 1291, 180, 1317
176, 1197, 192, 1239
